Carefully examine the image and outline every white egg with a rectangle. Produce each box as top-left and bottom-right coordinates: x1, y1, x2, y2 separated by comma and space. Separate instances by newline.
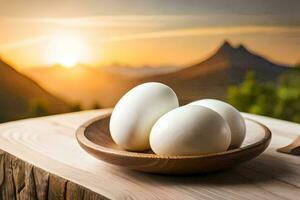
150, 105, 231, 156
189, 99, 246, 148
109, 82, 179, 151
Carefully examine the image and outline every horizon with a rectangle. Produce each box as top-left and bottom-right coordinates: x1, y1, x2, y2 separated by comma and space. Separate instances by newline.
0, 0, 299, 69
2, 40, 297, 71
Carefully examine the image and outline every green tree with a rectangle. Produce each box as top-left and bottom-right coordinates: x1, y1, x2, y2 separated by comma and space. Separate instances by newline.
227, 71, 276, 115
274, 65, 300, 121
227, 65, 300, 123
91, 102, 102, 110
70, 103, 82, 112
28, 99, 49, 117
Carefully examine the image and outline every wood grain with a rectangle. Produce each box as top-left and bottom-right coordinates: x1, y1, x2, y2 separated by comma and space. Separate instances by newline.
76, 114, 271, 174
277, 136, 300, 155
0, 109, 299, 199
0, 150, 107, 200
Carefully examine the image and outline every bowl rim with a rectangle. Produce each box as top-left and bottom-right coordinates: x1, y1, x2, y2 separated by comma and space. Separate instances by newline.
76, 113, 272, 160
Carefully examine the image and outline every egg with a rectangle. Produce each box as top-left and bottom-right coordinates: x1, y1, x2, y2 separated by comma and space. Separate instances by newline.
109, 82, 179, 151
150, 105, 231, 156
189, 99, 246, 148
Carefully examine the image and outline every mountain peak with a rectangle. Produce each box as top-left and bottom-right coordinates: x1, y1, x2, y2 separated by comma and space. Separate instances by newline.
215, 41, 253, 56
236, 44, 248, 52
217, 40, 235, 54
221, 40, 234, 48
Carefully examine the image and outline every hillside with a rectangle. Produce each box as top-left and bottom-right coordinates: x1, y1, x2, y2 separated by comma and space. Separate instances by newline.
24, 65, 135, 108
135, 41, 289, 104
0, 59, 70, 122
102, 65, 179, 78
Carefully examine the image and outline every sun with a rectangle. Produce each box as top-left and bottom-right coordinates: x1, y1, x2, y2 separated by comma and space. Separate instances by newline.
47, 31, 90, 68
57, 53, 78, 68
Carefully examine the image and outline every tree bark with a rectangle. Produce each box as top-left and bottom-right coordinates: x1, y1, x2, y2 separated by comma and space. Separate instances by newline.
0, 150, 107, 200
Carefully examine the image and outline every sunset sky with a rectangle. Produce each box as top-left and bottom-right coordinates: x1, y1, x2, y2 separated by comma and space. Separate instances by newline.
0, 0, 299, 69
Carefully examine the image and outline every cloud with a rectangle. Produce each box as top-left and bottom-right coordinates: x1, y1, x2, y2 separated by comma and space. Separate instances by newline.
1, 15, 205, 28
101, 25, 300, 42
3, 13, 299, 29
0, 25, 299, 52
0, 35, 50, 52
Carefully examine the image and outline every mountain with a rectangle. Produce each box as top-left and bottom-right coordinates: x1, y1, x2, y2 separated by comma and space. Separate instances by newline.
101, 65, 179, 78
23, 41, 290, 107
133, 41, 289, 104
0, 59, 70, 122
168, 41, 287, 81
24, 65, 135, 108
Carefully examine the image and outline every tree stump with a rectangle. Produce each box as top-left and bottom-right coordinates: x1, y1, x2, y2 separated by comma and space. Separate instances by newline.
0, 150, 107, 200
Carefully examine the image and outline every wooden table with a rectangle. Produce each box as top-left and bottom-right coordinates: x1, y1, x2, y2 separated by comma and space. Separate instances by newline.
0, 109, 299, 200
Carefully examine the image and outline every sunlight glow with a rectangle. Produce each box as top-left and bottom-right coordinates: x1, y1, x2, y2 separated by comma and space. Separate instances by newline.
46, 31, 90, 67
57, 53, 78, 68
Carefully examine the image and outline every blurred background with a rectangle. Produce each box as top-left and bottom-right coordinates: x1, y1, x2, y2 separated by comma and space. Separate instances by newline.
0, 0, 299, 123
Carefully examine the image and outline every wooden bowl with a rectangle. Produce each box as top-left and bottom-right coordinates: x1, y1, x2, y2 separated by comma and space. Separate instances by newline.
76, 114, 271, 174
